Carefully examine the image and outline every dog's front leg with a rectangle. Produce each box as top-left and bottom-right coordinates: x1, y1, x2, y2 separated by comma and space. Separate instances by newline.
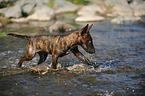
71, 46, 99, 67
52, 54, 58, 69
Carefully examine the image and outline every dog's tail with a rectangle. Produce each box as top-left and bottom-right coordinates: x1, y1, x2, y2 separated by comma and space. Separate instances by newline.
7, 33, 31, 39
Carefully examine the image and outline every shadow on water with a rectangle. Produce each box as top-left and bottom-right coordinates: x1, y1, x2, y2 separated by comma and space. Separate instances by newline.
0, 21, 145, 95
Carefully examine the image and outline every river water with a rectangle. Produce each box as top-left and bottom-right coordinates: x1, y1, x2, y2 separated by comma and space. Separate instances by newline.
0, 21, 145, 96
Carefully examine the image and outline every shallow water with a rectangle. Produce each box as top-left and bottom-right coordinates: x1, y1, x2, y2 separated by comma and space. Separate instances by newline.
0, 21, 145, 95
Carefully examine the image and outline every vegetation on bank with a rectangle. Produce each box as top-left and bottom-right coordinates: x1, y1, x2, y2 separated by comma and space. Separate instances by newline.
0, 1, 14, 8
66, 0, 90, 5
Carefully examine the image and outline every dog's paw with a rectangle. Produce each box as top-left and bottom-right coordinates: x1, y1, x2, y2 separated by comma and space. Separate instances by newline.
93, 64, 100, 68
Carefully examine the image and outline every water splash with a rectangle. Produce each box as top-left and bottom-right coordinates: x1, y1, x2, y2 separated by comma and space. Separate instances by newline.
66, 63, 139, 74
95, 65, 112, 72
66, 63, 114, 73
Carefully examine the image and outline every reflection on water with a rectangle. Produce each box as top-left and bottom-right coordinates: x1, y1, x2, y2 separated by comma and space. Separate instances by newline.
0, 21, 145, 95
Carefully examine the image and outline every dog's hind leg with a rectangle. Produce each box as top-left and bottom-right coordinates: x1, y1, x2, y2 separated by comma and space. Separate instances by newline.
18, 53, 36, 67
37, 52, 48, 65
18, 42, 36, 67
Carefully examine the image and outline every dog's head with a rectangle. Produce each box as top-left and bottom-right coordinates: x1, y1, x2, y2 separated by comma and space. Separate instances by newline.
78, 24, 95, 54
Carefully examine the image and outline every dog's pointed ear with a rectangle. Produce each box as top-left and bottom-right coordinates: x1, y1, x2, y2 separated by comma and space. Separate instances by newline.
87, 24, 93, 32
79, 24, 89, 36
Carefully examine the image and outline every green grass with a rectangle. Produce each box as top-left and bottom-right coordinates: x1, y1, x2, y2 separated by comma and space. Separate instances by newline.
47, 0, 55, 8
0, 32, 7, 38
66, 0, 90, 5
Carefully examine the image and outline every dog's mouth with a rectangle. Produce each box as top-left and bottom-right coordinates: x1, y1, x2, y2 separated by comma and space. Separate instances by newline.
87, 49, 95, 54
83, 45, 95, 54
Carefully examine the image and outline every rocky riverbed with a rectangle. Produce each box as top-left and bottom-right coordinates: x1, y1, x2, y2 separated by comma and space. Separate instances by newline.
0, 0, 145, 27
0, 19, 145, 96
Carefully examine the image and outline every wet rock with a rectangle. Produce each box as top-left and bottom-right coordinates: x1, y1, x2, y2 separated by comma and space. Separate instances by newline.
75, 15, 105, 22
4, 5, 22, 18
27, 5, 56, 21
54, 0, 78, 14
49, 21, 77, 32
111, 16, 141, 24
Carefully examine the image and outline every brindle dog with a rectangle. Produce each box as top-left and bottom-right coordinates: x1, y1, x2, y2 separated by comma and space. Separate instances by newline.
7, 24, 99, 69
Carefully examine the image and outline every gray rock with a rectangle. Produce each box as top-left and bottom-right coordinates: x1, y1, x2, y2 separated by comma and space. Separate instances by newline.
105, 0, 145, 17
75, 15, 105, 22
49, 21, 77, 32
130, 1, 145, 16
35, 0, 50, 5
105, 0, 133, 16
15, 0, 35, 6
111, 5, 133, 16
0, 8, 7, 14
15, 0, 49, 6
77, 5, 106, 15
27, 5, 56, 21
4, 5, 22, 18
111, 16, 141, 24
130, 0, 144, 7
105, 0, 128, 6
76, 4, 105, 22
54, 0, 78, 13
133, 3, 145, 16
22, 3, 36, 14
